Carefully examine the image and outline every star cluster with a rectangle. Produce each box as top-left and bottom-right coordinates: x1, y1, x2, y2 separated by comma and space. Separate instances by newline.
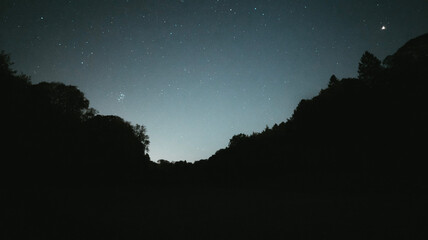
1, 0, 427, 161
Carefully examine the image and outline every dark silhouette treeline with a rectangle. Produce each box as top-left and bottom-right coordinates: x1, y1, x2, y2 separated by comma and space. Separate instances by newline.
155, 34, 428, 193
1, 51, 152, 188
2, 33, 428, 239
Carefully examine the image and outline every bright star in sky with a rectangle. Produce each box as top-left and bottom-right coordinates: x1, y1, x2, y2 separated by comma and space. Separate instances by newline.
381, 25, 386, 30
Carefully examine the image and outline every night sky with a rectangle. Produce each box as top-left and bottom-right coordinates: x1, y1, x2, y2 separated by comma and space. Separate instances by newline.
1, 0, 427, 162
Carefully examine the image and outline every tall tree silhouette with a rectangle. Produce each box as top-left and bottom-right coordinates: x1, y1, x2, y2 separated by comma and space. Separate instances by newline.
358, 51, 382, 83
328, 74, 339, 88
133, 124, 150, 154
1, 51, 18, 77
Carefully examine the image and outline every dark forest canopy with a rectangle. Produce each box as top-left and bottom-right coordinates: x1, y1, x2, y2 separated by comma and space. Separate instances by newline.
2, 33, 428, 190
154, 33, 428, 190
1, 50, 151, 187
194, 33, 428, 190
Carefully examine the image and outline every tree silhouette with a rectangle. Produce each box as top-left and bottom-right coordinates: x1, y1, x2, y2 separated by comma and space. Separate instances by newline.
1, 51, 31, 91
81, 107, 98, 121
33, 82, 89, 119
328, 74, 339, 88
133, 124, 150, 154
0, 50, 17, 76
358, 51, 382, 83
228, 133, 248, 148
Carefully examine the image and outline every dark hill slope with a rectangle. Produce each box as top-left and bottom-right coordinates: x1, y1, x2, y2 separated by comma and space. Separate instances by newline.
194, 33, 428, 191
1, 52, 151, 188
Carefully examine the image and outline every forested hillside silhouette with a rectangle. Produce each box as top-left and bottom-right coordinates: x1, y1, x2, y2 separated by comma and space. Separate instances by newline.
2, 33, 428, 239
160, 33, 428, 192
1, 51, 152, 188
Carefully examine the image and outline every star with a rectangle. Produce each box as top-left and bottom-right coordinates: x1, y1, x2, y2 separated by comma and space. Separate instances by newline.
381, 25, 386, 30
117, 93, 125, 102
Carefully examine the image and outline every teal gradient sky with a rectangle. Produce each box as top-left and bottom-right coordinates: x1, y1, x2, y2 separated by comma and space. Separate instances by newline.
1, 0, 427, 161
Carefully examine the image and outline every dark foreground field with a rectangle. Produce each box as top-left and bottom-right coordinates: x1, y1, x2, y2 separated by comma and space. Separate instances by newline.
4, 186, 427, 239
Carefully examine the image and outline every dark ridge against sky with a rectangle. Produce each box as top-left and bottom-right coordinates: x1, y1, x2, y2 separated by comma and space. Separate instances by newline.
1, 0, 427, 162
